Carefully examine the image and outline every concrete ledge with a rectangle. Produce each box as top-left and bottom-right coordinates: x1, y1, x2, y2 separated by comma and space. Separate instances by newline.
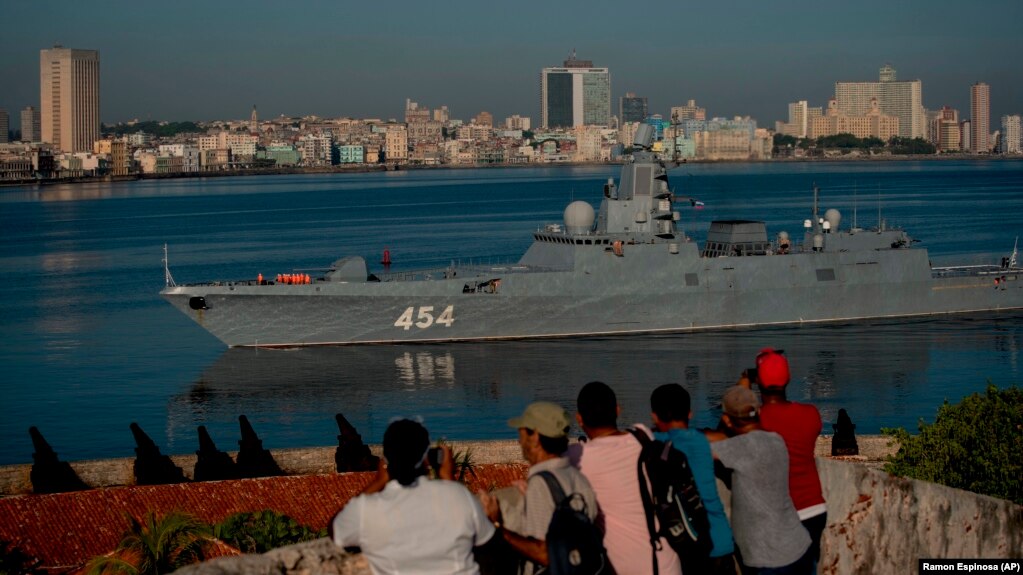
0, 440, 525, 496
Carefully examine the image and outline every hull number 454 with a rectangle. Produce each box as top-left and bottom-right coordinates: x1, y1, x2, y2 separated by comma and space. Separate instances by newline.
394, 305, 455, 330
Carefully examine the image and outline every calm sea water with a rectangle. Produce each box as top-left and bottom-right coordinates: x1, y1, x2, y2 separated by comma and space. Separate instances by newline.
1, 160, 1021, 465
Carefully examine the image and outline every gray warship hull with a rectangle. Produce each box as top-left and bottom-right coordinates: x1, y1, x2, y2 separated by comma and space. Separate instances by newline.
162, 245, 1022, 347
162, 125, 1023, 347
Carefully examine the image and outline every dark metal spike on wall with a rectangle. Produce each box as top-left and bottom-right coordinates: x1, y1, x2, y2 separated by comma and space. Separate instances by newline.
235, 415, 283, 478
334, 413, 379, 472
29, 426, 88, 494
130, 422, 187, 485
831, 408, 860, 456
194, 425, 238, 482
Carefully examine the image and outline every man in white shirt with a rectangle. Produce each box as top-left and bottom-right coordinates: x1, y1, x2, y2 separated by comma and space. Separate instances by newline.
331, 419, 496, 575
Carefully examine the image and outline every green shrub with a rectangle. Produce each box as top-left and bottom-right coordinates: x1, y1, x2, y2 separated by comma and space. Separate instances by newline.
883, 384, 1022, 504
213, 510, 325, 553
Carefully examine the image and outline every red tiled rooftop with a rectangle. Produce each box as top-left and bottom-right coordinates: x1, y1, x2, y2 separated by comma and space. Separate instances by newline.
0, 464, 527, 573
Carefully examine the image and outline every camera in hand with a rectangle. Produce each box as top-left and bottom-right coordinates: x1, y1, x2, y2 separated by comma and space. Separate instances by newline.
746, 367, 758, 382
426, 446, 443, 469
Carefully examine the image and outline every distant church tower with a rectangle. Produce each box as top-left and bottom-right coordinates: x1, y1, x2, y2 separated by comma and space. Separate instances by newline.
250, 105, 258, 134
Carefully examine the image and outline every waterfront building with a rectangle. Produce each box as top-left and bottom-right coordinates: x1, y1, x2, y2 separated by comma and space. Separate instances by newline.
835, 64, 924, 139
810, 98, 899, 140
383, 124, 408, 162
931, 107, 961, 152
670, 100, 706, 122
960, 120, 972, 152
433, 106, 449, 123
20, 107, 41, 142
221, 133, 258, 160
685, 117, 765, 160
540, 52, 611, 128
201, 148, 231, 171
1001, 115, 1021, 154
299, 134, 334, 166
619, 92, 648, 124
0, 109, 8, 143
337, 144, 365, 164
970, 82, 990, 153
110, 140, 130, 176
158, 144, 201, 172
257, 145, 301, 166
40, 46, 100, 152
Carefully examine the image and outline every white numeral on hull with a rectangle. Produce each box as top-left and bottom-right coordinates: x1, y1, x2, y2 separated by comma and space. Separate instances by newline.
395, 305, 455, 330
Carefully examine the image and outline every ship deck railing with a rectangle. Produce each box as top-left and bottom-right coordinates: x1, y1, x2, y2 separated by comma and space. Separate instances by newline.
931, 264, 1021, 279
376, 262, 563, 282
169, 262, 566, 288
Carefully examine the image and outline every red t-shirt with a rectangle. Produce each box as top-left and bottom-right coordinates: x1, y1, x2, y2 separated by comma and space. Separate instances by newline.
760, 401, 826, 513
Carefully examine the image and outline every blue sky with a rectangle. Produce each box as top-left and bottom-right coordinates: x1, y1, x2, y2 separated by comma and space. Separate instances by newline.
2, 0, 1021, 128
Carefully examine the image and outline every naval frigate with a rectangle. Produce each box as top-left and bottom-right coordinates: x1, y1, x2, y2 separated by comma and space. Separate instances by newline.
161, 125, 1023, 348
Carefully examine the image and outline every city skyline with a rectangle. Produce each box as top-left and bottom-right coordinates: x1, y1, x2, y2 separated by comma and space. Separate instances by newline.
1, 0, 1021, 129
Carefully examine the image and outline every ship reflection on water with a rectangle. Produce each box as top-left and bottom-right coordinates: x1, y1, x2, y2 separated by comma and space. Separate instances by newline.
165, 313, 1021, 454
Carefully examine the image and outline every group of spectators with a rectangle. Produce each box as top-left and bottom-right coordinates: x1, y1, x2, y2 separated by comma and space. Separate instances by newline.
330, 348, 826, 575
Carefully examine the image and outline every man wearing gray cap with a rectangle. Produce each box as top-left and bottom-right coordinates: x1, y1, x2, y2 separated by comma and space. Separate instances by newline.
478, 401, 599, 575
707, 386, 812, 575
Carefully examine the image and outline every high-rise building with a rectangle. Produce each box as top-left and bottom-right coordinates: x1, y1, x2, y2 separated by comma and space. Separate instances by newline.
540, 52, 611, 129
1001, 115, 1021, 154
970, 82, 990, 153
619, 92, 647, 124
40, 46, 100, 152
835, 64, 924, 139
21, 106, 41, 142
0, 109, 8, 143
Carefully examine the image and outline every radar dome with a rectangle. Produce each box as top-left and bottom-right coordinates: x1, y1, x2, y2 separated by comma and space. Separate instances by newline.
564, 201, 596, 235
824, 209, 842, 231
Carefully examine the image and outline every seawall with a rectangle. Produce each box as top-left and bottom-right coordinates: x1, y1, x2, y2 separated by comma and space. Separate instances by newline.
0, 435, 891, 496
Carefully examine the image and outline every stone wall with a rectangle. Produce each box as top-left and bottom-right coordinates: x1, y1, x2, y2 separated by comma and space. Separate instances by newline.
818, 458, 1022, 574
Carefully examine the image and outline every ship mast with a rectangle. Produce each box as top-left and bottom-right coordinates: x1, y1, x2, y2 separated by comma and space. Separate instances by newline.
163, 243, 176, 287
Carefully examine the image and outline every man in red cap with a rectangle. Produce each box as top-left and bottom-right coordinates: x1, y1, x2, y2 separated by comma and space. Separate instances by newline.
751, 348, 827, 568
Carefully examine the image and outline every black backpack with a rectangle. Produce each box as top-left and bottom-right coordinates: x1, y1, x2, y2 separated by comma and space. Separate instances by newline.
536, 471, 611, 575
628, 428, 713, 572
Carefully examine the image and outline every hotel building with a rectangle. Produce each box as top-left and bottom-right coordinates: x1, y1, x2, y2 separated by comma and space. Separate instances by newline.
40, 46, 100, 153
540, 52, 611, 128
970, 82, 990, 153
835, 64, 924, 139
